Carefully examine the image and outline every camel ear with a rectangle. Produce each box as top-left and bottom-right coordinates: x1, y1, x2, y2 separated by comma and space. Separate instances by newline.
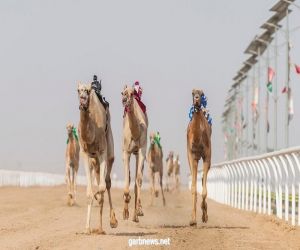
192, 89, 196, 96
87, 84, 92, 93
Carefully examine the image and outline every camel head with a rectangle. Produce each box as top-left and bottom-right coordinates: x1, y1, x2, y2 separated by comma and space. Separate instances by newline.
168, 151, 174, 160
66, 123, 74, 136
149, 132, 156, 146
121, 85, 134, 110
192, 89, 203, 107
77, 83, 91, 111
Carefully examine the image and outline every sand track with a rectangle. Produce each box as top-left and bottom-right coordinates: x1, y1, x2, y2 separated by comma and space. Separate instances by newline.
0, 186, 300, 249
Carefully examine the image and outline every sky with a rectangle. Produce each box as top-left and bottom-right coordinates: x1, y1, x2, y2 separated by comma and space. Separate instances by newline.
0, 0, 299, 184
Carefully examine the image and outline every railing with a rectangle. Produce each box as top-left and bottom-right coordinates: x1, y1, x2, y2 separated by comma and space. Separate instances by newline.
205, 146, 300, 226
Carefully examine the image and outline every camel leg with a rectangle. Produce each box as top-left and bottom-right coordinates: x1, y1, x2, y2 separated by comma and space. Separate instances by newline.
70, 167, 75, 205
65, 166, 72, 206
149, 170, 154, 206
153, 172, 159, 198
96, 152, 107, 234
83, 154, 94, 234
201, 160, 210, 223
160, 172, 166, 206
190, 158, 198, 226
123, 151, 131, 220
106, 157, 118, 228
133, 154, 139, 222
136, 148, 145, 217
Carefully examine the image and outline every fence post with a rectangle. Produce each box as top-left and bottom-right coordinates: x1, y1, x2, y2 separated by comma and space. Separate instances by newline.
241, 161, 250, 211
291, 153, 300, 225
285, 154, 296, 225
254, 160, 263, 214
279, 155, 290, 222
273, 156, 283, 219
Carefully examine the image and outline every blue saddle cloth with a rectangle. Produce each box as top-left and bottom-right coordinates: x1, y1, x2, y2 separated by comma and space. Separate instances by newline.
188, 94, 212, 126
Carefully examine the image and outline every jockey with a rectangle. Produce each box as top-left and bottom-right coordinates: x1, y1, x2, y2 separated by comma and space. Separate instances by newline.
91, 74, 109, 109
133, 81, 142, 100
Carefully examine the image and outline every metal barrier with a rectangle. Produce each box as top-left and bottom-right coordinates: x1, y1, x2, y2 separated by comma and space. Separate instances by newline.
205, 146, 300, 226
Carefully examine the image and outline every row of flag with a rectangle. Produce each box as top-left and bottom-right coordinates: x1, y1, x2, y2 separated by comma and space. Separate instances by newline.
266, 64, 298, 124
267, 64, 300, 93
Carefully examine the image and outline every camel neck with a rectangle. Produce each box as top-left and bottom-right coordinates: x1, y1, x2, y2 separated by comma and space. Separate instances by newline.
68, 133, 74, 142
127, 101, 140, 140
79, 110, 94, 143
191, 110, 205, 128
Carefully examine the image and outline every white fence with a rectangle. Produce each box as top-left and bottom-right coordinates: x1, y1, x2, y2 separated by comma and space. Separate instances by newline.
204, 146, 300, 226
0, 169, 149, 189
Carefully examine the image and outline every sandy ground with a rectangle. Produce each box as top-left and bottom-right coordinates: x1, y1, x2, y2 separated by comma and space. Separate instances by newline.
0, 186, 300, 250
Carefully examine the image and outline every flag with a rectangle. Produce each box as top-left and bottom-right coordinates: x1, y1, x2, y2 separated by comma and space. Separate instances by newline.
267, 67, 275, 93
268, 67, 275, 82
295, 64, 300, 74
252, 86, 259, 123
282, 86, 288, 94
288, 88, 294, 124
267, 82, 273, 92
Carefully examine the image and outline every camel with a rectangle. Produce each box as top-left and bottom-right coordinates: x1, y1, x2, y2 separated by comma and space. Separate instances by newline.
147, 132, 166, 206
121, 85, 148, 222
173, 154, 181, 192
77, 83, 118, 234
165, 151, 174, 192
65, 123, 80, 206
187, 89, 212, 226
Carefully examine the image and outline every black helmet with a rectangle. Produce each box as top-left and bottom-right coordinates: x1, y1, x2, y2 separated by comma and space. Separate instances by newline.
93, 75, 97, 81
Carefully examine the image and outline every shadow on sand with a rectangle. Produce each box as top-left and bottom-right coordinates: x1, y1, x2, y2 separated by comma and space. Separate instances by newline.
111, 232, 158, 237
159, 225, 249, 230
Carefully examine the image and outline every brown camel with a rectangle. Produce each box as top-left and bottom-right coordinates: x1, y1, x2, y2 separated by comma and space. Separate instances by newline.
165, 151, 174, 192
147, 132, 166, 206
187, 89, 212, 226
121, 85, 148, 222
65, 123, 80, 206
77, 83, 118, 234
173, 154, 181, 192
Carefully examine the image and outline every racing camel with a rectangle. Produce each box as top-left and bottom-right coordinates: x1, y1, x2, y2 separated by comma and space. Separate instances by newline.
147, 132, 166, 206
187, 89, 212, 226
121, 85, 148, 222
77, 83, 118, 234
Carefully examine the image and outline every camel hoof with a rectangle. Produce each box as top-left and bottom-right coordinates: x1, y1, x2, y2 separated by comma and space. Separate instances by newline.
137, 207, 144, 216
202, 213, 208, 223
123, 208, 129, 220
67, 194, 74, 206
95, 229, 106, 235
163, 198, 166, 206
110, 211, 118, 228
201, 201, 208, 223
132, 212, 139, 223
155, 190, 159, 197
85, 228, 92, 235
189, 220, 197, 227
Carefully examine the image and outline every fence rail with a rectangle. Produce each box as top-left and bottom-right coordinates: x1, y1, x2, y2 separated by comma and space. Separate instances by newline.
203, 146, 300, 226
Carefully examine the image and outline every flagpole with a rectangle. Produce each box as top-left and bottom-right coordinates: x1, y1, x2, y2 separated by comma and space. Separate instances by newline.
274, 28, 278, 151
257, 46, 261, 154
266, 46, 270, 153
246, 77, 249, 156
285, 8, 290, 148
252, 64, 256, 155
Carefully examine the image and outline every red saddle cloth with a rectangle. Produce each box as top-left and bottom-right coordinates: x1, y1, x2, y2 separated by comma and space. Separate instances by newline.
124, 94, 146, 116
134, 95, 146, 113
